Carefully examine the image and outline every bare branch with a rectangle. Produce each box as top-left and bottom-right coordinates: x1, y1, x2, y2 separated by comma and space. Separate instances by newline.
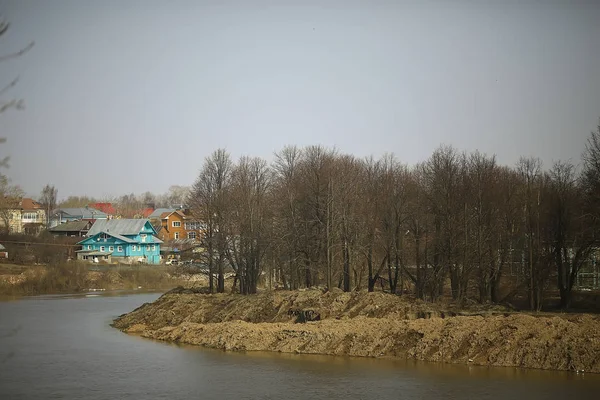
0, 41, 34, 63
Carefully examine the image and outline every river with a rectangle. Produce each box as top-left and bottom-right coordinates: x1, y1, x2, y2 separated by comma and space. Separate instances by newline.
0, 292, 598, 399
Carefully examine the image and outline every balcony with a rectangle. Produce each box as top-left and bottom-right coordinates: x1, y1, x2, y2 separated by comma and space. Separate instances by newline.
22, 214, 44, 224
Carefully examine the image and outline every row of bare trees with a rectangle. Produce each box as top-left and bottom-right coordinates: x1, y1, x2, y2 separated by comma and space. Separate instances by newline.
188, 125, 600, 309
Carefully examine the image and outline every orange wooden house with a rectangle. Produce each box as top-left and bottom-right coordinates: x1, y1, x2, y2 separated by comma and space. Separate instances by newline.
148, 208, 204, 242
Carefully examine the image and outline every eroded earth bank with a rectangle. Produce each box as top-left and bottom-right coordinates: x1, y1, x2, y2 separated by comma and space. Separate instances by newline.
112, 288, 600, 373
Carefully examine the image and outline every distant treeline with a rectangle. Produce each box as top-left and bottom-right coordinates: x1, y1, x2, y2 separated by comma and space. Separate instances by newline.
57, 185, 190, 215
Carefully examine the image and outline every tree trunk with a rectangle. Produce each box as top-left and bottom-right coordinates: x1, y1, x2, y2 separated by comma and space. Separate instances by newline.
343, 238, 350, 292
415, 235, 423, 299
217, 253, 225, 293
367, 243, 376, 292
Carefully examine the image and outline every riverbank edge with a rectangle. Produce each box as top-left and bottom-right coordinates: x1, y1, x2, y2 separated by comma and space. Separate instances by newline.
112, 290, 600, 374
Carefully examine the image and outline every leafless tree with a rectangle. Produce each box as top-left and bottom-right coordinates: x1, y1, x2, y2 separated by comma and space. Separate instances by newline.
545, 161, 596, 309
0, 174, 23, 233
188, 149, 232, 293
272, 146, 303, 289
517, 156, 547, 310
0, 18, 34, 167
582, 122, 600, 225
422, 146, 464, 301
226, 157, 272, 294
40, 184, 58, 227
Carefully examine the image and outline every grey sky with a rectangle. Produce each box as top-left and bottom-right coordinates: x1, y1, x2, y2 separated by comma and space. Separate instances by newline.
1, 0, 599, 200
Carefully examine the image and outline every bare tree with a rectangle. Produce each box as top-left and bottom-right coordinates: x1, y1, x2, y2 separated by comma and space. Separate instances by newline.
272, 146, 303, 289
115, 193, 143, 218
40, 184, 58, 227
0, 174, 23, 233
545, 161, 596, 309
297, 145, 336, 288
517, 156, 546, 311
422, 146, 464, 301
188, 149, 232, 293
166, 185, 190, 208
582, 122, 600, 224
1, 19, 34, 167
226, 157, 272, 294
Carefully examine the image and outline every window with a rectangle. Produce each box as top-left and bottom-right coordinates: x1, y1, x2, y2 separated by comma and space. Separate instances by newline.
117, 246, 123, 252
132, 245, 137, 251
152, 245, 156, 251
140, 234, 147, 242
100, 246, 105, 252
172, 221, 181, 228
185, 221, 204, 230
146, 245, 150, 251
22, 212, 38, 220
109, 246, 114, 252
174, 232, 180, 239
87, 245, 91, 250
188, 231, 196, 240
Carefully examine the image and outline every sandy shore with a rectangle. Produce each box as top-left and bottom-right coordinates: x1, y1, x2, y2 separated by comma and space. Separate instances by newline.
112, 288, 600, 373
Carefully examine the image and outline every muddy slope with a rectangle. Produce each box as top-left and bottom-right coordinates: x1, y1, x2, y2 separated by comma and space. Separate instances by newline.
113, 289, 600, 373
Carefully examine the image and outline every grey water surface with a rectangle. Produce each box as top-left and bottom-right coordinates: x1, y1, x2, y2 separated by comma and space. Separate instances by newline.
1, 292, 598, 400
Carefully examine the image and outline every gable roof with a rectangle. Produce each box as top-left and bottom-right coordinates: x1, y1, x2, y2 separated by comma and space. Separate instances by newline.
53, 207, 107, 219
87, 219, 156, 237
49, 220, 91, 232
21, 198, 43, 210
148, 208, 176, 219
79, 229, 163, 245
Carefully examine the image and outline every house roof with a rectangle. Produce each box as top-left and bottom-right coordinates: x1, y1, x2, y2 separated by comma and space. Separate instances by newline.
144, 236, 164, 244
49, 220, 90, 232
88, 202, 116, 215
102, 232, 136, 243
53, 207, 107, 219
21, 198, 43, 210
148, 208, 176, 219
151, 222, 163, 232
87, 219, 153, 236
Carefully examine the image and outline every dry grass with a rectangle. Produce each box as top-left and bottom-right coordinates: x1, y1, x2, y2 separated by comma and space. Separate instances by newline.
0, 262, 185, 296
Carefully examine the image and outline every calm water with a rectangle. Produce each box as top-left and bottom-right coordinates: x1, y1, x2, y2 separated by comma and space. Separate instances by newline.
1, 293, 599, 400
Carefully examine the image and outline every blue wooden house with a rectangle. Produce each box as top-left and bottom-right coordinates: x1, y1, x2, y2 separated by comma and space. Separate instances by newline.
76, 219, 163, 264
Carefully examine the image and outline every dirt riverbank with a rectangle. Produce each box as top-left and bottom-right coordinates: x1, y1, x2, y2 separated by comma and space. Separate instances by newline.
112, 288, 600, 374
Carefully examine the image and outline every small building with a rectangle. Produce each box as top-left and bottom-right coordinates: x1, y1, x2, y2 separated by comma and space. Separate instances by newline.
77, 219, 162, 264
21, 198, 46, 235
76, 250, 111, 264
48, 220, 92, 237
